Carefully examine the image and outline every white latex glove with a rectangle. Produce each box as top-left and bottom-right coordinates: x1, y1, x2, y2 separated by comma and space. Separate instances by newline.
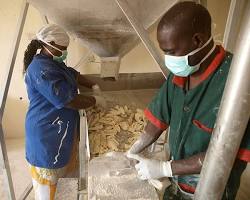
92, 84, 101, 96
127, 154, 173, 180
93, 95, 107, 108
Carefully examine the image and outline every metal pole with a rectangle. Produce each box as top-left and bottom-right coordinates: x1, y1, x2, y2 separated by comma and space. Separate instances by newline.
194, 1, 250, 199
78, 110, 89, 200
115, 0, 168, 79
79, 110, 88, 191
0, 1, 29, 199
223, 0, 246, 52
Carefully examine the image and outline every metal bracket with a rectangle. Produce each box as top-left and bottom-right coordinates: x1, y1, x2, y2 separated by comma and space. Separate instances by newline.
115, 0, 168, 79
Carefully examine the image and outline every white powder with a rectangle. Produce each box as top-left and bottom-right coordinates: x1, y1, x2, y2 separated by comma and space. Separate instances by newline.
88, 153, 158, 200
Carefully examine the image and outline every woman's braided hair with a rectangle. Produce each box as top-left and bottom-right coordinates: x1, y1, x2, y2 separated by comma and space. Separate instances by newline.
23, 39, 42, 74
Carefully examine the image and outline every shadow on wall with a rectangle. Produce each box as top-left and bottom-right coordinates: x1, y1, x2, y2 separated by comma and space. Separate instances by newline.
2, 97, 28, 139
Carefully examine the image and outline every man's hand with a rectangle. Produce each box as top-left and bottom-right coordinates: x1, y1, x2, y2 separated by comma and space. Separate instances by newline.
127, 154, 173, 180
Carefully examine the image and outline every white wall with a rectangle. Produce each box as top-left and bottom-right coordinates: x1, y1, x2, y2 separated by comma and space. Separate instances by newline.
1, 0, 231, 138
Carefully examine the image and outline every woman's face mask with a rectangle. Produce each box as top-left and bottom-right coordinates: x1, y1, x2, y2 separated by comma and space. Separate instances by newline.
164, 36, 215, 77
43, 43, 68, 63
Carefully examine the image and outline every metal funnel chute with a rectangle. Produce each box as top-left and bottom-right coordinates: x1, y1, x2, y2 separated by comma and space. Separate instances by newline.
28, 0, 176, 78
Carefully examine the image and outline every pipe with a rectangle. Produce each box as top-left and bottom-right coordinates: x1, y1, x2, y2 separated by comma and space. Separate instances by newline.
194, 1, 250, 199
115, 0, 168, 79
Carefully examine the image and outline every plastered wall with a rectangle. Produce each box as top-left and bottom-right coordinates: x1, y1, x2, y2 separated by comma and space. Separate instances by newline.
1, 0, 231, 138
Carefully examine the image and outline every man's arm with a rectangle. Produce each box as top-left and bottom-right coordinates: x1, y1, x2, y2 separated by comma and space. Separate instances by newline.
171, 152, 205, 175
128, 121, 167, 154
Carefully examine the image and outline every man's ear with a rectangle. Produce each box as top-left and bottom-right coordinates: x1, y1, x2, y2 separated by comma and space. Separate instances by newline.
192, 33, 206, 48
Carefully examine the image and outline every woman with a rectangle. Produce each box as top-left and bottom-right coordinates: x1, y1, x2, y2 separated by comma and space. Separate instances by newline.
23, 24, 100, 200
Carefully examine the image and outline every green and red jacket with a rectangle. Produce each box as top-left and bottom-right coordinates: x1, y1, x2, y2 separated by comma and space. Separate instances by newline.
144, 45, 250, 195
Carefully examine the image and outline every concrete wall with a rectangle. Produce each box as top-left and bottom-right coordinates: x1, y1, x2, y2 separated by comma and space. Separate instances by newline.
1, 0, 231, 138
207, 0, 231, 44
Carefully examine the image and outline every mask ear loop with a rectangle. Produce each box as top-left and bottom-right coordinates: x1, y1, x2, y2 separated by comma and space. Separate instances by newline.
37, 37, 64, 53
43, 45, 55, 57
196, 43, 217, 66
188, 36, 213, 56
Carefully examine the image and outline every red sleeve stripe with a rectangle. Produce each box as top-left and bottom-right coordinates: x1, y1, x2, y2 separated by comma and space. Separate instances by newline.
178, 183, 196, 194
144, 108, 168, 130
237, 149, 250, 162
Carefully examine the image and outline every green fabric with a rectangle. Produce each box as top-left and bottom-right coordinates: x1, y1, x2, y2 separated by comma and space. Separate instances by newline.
148, 52, 233, 162
163, 160, 246, 200
147, 52, 249, 197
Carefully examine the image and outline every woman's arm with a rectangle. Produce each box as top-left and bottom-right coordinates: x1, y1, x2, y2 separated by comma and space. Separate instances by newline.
66, 94, 96, 110
77, 74, 97, 88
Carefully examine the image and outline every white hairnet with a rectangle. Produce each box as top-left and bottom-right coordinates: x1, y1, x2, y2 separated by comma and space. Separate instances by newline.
36, 24, 70, 47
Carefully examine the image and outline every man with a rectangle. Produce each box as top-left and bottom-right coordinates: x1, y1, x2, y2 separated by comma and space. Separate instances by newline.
127, 2, 250, 199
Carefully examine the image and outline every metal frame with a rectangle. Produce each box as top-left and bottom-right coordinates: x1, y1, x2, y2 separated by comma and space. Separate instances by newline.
78, 110, 89, 193
0, 2, 49, 200
78, 110, 90, 200
17, 183, 33, 200
115, 0, 169, 159
115, 0, 168, 79
195, 1, 250, 199
223, 0, 247, 52
0, 1, 29, 199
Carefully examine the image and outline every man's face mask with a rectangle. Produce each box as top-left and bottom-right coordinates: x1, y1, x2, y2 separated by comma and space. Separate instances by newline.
43, 43, 68, 63
164, 36, 215, 77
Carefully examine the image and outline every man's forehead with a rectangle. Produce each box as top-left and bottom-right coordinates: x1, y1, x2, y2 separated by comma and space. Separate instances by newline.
158, 23, 192, 42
